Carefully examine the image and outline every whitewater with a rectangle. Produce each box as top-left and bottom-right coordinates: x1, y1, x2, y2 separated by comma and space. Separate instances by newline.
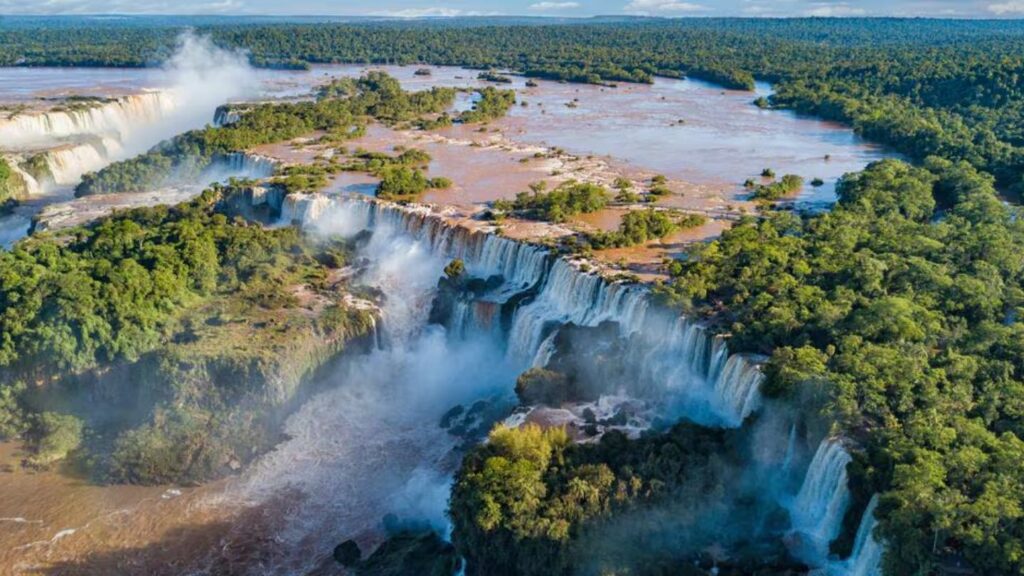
181, 193, 884, 574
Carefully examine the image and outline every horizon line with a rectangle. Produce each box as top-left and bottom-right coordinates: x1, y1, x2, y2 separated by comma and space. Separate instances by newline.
3, 14, 1024, 21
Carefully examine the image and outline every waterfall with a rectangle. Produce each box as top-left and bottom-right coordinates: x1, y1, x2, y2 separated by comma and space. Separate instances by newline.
0, 92, 176, 149
283, 194, 766, 428
203, 152, 278, 183
45, 138, 124, 186
844, 495, 883, 576
621, 313, 762, 426
712, 353, 764, 423
291, 196, 550, 292
506, 258, 649, 361
781, 422, 799, 474
1, 157, 43, 198
532, 332, 558, 368
214, 105, 242, 127
216, 152, 278, 178
280, 193, 335, 226
790, 439, 853, 555
0, 92, 180, 197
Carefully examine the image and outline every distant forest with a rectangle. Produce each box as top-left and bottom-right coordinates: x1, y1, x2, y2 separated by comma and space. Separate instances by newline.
3, 17, 1024, 192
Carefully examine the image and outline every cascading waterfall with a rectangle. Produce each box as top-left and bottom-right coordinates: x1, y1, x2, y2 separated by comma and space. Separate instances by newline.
212, 192, 530, 574
712, 353, 765, 424
45, 137, 125, 186
0, 92, 179, 200
195, 192, 884, 573
843, 495, 883, 576
280, 193, 335, 226
0, 92, 176, 149
290, 196, 550, 293
213, 105, 242, 127
781, 422, 799, 474
215, 152, 277, 177
284, 194, 766, 427
790, 439, 853, 554
506, 258, 649, 361
201, 152, 278, 184
278, 195, 893, 571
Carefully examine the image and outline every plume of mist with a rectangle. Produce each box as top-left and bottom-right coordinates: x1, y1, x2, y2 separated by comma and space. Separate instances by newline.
162, 31, 259, 125
208, 205, 518, 572
121, 31, 258, 158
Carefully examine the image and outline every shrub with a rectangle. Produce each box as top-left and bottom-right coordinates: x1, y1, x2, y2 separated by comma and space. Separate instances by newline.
502, 180, 609, 222
28, 412, 83, 467
377, 166, 430, 199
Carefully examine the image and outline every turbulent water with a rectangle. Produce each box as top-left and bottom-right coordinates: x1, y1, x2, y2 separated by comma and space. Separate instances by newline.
279, 195, 885, 573
789, 439, 854, 561
844, 495, 884, 576
0, 192, 885, 574
0, 58, 894, 574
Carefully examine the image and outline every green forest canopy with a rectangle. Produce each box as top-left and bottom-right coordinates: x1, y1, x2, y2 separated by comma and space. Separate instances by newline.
5, 17, 1024, 574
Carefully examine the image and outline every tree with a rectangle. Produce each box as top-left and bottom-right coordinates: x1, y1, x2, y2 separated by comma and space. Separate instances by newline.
444, 259, 466, 280
28, 412, 83, 467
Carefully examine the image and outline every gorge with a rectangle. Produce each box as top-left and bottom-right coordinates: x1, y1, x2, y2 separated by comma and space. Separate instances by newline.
5, 16, 1023, 576
260, 192, 885, 575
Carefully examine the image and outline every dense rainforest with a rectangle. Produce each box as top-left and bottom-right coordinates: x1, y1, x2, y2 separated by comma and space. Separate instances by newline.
653, 157, 1024, 575
5, 16, 1024, 575
0, 187, 374, 482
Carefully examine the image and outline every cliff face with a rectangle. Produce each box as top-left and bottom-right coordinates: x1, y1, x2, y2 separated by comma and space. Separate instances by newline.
98, 295, 379, 485
0, 157, 35, 206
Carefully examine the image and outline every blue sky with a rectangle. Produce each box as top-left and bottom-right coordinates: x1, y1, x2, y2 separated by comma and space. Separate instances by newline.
3, 0, 1024, 18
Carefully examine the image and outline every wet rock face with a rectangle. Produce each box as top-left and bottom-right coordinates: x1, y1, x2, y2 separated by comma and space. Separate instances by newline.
338, 531, 460, 576
440, 395, 515, 445
334, 539, 362, 566
544, 320, 630, 400
427, 272, 507, 332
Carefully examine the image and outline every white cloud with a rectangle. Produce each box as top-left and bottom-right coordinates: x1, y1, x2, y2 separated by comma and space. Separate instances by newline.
805, 2, 867, 16
989, 1, 1024, 14
376, 7, 462, 17
740, 0, 799, 17
624, 0, 706, 14
0, 0, 245, 14
530, 1, 581, 10
371, 6, 502, 18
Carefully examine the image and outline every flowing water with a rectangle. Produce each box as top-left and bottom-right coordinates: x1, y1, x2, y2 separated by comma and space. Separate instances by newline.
789, 439, 854, 562
0, 59, 893, 575
0, 34, 270, 247
843, 495, 884, 576
0, 194, 886, 574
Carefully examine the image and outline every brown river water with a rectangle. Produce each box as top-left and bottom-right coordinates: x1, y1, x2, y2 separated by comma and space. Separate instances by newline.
0, 63, 893, 575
